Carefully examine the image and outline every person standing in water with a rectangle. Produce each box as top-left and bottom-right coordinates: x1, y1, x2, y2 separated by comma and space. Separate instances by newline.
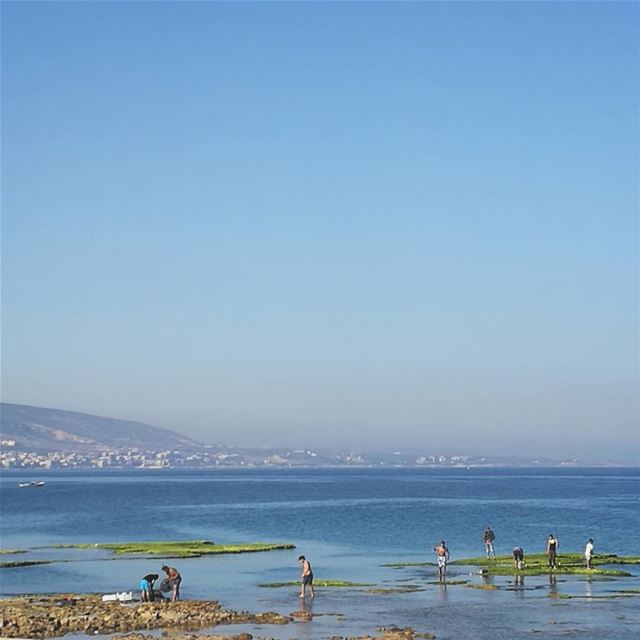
546, 534, 559, 569
161, 565, 182, 602
584, 538, 594, 569
483, 526, 496, 560
139, 573, 158, 602
298, 555, 315, 598
434, 540, 450, 581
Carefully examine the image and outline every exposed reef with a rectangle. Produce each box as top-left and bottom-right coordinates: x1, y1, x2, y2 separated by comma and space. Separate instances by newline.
107, 626, 437, 640
0, 595, 290, 639
448, 553, 636, 577
0, 560, 53, 569
51, 540, 295, 558
258, 580, 374, 588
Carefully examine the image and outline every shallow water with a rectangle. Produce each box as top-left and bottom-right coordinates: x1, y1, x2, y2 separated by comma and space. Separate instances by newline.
1, 468, 639, 639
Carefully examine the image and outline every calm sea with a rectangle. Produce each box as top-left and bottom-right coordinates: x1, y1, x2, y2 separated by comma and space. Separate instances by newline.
1, 467, 639, 639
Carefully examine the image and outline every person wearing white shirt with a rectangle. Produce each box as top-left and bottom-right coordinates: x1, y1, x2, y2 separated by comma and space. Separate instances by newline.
584, 538, 594, 569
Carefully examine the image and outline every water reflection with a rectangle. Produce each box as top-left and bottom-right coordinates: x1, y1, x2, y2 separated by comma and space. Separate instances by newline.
293, 596, 315, 640
481, 572, 495, 587
548, 572, 558, 595
584, 577, 593, 598
437, 582, 448, 605
299, 596, 315, 613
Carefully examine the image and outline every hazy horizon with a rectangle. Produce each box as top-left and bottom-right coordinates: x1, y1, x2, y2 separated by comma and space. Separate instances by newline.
2, 396, 636, 466
2, 2, 638, 464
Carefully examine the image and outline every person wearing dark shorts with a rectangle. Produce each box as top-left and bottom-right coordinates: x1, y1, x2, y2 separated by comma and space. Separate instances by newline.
161, 565, 182, 601
512, 547, 524, 570
298, 555, 315, 598
546, 534, 558, 569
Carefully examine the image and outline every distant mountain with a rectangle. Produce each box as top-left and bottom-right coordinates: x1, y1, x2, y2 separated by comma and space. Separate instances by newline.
0, 403, 201, 452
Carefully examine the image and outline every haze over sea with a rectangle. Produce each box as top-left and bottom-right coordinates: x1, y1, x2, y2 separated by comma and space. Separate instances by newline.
1, 467, 638, 639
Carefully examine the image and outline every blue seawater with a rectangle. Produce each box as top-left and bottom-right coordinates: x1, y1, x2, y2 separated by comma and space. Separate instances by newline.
1, 467, 638, 554
1, 467, 639, 639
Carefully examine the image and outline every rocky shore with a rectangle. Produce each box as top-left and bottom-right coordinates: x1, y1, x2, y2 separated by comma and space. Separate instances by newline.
0, 595, 437, 640
0, 595, 289, 638
110, 628, 435, 640
337, 627, 435, 640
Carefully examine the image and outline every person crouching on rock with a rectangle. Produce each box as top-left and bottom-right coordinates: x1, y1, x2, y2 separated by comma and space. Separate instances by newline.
161, 565, 182, 602
140, 573, 158, 602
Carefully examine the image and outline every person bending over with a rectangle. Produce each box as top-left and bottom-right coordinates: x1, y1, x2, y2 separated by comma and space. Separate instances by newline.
512, 547, 525, 570
161, 565, 182, 602
139, 573, 158, 602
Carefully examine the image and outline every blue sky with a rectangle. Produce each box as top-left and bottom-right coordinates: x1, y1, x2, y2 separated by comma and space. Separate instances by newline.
2, 1, 638, 461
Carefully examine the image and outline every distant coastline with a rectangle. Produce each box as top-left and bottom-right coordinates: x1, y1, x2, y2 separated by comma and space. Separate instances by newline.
2, 403, 636, 469
1, 461, 637, 474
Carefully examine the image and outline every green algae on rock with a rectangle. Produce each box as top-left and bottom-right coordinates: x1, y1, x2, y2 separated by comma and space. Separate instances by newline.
450, 552, 639, 567
464, 583, 500, 590
382, 562, 436, 568
548, 592, 640, 600
596, 555, 640, 564
365, 585, 425, 594
259, 579, 374, 588
482, 566, 629, 577
0, 560, 54, 569
448, 553, 635, 576
52, 540, 295, 558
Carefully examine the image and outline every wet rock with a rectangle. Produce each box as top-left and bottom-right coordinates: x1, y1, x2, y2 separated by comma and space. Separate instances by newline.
290, 610, 313, 620
113, 635, 253, 640
331, 628, 435, 640
0, 595, 283, 638
377, 628, 435, 640
244, 611, 291, 625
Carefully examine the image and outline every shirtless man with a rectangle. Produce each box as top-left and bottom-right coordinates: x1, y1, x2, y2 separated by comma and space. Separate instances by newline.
434, 540, 450, 581
298, 555, 315, 598
161, 565, 182, 602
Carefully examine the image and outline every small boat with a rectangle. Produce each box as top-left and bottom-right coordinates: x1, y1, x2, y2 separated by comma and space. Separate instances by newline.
18, 481, 46, 488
